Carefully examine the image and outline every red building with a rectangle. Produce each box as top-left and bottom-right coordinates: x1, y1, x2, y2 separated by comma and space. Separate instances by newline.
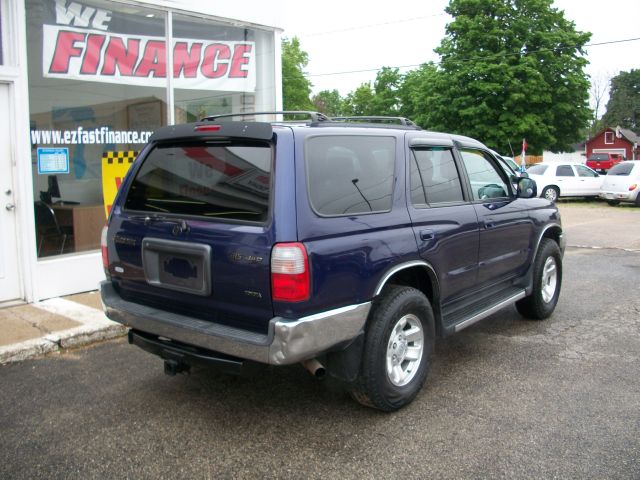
586, 127, 640, 160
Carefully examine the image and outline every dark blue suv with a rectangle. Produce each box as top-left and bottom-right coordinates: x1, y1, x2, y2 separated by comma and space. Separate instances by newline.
101, 113, 565, 411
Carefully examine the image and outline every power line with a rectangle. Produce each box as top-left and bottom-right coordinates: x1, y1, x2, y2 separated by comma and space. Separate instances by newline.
302, 36, 640, 78
298, 13, 447, 38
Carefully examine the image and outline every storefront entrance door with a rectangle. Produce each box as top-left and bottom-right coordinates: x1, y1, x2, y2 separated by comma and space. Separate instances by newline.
0, 83, 22, 303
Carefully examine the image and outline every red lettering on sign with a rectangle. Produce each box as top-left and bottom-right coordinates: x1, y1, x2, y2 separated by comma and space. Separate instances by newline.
174, 42, 202, 78
107, 204, 112, 215
201, 44, 230, 78
230, 44, 252, 78
101, 37, 140, 76
115, 177, 122, 189
135, 40, 166, 78
50, 31, 86, 74
80, 34, 106, 74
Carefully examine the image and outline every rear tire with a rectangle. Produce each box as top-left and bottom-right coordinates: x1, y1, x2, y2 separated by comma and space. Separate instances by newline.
350, 286, 434, 412
541, 186, 559, 202
516, 239, 562, 320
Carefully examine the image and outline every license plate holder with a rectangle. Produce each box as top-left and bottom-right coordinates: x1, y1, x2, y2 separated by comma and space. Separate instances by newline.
142, 238, 211, 296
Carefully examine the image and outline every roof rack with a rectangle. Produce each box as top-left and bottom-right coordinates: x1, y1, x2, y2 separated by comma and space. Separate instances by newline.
202, 111, 331, 123
331, 116, 418, 127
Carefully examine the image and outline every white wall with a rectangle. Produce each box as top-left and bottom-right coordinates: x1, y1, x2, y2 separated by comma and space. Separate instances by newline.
543, 151, 586, 164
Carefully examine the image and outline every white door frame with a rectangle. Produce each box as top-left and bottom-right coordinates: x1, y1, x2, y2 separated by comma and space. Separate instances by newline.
0, 82, 23, 303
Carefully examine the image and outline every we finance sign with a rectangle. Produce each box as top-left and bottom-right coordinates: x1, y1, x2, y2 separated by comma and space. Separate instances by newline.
42, 0, 256, 91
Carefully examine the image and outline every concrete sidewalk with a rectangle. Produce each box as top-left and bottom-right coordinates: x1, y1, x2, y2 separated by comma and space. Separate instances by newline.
0, 291, 126, 364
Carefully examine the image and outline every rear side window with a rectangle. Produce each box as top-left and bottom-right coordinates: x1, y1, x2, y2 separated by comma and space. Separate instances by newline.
410, 148, 464, 205
556, 165, 575, 177
306, 136, 395, 216
124, 142, 272, 222
608, 163, 634, 176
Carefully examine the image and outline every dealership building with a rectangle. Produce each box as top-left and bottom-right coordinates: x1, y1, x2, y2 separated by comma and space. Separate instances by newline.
0, 0, 282, 304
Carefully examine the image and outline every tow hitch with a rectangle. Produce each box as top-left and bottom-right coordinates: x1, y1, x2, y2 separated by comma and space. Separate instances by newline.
164, 359, 190, 376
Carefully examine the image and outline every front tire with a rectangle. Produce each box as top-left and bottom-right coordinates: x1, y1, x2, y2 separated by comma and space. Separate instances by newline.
607, 200, 620, 206
350, 286, 434, 411
516, 239, 562, 320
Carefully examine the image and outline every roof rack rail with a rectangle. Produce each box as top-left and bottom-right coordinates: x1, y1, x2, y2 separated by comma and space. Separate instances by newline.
331, 116, 418, 127
202, 111, 331, 123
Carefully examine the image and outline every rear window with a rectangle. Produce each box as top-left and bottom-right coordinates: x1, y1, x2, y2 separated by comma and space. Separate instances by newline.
306, 135, 395, 216
589, 154, 609, 161
124, 142, 272, 222
527, 164, 548, 175
607, 163, 635, 176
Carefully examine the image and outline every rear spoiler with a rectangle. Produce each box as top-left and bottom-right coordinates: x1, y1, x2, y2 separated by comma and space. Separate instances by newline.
150, 122, 273, 142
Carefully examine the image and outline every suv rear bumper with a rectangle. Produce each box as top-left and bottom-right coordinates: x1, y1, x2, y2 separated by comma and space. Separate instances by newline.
100, 281, 371, 365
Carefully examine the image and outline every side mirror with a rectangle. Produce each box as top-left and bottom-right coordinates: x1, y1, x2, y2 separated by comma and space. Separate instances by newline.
517, 177, 537, 199
520, 172, 529, 179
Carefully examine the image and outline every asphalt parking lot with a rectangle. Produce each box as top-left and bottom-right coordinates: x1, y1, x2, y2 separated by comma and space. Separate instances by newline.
0, 201, 639, 479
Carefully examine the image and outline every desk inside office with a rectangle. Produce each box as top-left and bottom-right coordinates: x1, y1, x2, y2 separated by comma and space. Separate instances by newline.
51, 204, 105, 252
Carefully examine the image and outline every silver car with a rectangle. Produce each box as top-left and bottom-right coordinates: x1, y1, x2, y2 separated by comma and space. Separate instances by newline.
599, 161, 640, 206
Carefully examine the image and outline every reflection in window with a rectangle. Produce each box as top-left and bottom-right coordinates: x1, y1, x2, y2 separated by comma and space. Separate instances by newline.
125, 142, 272, 222
460, 149, 509, 200
306, 136, 395, 215
411, 148, 464, 205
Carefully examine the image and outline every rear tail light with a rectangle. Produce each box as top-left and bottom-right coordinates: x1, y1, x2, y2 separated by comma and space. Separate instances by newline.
629, 184, 637, 191
271, 242, 310, 302
101, 225, 109, 273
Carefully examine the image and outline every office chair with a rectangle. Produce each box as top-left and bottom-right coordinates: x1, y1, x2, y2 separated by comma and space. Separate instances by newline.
34, 201, 73, 256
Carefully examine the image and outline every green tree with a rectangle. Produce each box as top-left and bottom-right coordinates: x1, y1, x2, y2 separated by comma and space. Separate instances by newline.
312, 89, 345, 116
397, 63, 439, 127
601, 69, 640, 131
370, 67, 402, 116
343, 83, 376, 116
426, 0, 591, 154
281, 37, 313, 111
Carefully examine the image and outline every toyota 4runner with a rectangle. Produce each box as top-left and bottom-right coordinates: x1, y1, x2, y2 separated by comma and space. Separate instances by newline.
101, 112, 565, 411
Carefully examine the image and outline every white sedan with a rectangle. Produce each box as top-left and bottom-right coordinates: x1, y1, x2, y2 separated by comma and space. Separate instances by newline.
526, 162, 604, 202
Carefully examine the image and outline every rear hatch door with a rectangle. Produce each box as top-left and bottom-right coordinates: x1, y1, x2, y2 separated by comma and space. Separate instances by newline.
108, 125, 277, 334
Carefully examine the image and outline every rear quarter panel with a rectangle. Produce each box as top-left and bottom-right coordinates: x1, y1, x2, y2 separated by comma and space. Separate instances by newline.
282, 129, 419, 319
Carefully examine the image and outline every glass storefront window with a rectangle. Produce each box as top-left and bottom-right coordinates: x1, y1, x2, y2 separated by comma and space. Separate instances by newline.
27, 0, 276, 259
172, 13, 276, 122
27, 0, 167, 257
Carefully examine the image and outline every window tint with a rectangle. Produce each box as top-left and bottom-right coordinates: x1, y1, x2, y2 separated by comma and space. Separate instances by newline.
125, 142, 272, 222
306, 136, 395, 215
460, 149, 509, 200
411, 148, 464, 205
575, 165, 598, 177
527, 164, 548, 175
608, 163, 634, 176
556, 165, 575, 177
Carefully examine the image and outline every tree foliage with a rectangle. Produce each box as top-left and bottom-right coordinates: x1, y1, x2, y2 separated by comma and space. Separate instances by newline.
601, 69, 640, 131
425, 0, 591, 154
312, 89, 344, 116
282, 37, 313, 111
343, 83, 376, 116
397, 63, 439, 127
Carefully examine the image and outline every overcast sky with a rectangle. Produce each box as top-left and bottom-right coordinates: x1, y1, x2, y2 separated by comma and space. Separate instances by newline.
275, 0, 639, 115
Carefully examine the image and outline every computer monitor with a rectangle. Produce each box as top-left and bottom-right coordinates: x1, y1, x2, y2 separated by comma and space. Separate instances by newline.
47, 175, 61, 200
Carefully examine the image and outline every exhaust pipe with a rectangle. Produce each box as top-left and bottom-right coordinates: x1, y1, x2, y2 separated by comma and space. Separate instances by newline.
302, 358, 326, 379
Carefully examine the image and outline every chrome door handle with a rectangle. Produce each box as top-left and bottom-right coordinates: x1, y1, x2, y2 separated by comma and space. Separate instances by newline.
5, 203, 15, 211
